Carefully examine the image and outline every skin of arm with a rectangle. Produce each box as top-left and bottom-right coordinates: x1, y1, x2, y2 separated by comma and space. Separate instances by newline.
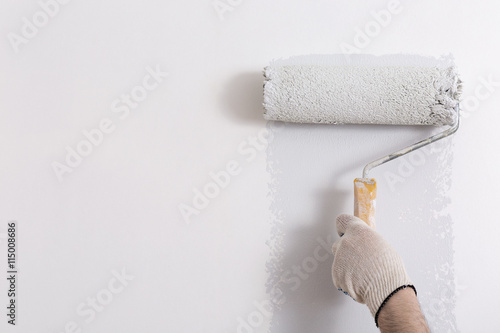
377, 288, 430, 333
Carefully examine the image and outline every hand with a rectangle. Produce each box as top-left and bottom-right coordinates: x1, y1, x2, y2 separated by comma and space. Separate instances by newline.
331, 214, 414, 319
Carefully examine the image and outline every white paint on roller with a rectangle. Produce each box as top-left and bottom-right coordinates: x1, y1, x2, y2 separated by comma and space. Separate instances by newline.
263, 54, 461, 126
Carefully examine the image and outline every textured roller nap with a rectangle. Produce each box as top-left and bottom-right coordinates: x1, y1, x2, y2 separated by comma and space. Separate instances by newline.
263, 54, 461, 126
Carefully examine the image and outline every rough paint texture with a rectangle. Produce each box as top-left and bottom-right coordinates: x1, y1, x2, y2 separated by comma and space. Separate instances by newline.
266, 122, 457, 332
263, 54, 461, 126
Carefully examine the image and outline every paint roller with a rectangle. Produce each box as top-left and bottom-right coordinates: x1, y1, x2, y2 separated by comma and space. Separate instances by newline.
263, 54, 461, 228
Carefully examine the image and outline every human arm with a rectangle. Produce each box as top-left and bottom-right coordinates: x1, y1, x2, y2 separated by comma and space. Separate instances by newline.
377, 287, 429, 333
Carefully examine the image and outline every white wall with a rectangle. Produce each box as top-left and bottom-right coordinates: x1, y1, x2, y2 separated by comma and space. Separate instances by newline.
0, 0, 498, 332
267, 123, 457, 332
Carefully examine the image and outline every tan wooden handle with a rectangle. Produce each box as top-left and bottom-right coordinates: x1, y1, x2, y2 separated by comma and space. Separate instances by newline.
354, 178, 377, 228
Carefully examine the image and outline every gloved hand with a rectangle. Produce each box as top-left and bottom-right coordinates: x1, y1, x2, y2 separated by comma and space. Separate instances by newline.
331, 214, 415, 318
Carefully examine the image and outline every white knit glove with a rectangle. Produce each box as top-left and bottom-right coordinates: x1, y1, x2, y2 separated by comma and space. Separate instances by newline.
331, 214, 415, 318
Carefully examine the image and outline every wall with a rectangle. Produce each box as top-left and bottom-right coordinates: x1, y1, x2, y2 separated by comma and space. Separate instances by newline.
267, 123, 456, 332
0, 0, 499, 332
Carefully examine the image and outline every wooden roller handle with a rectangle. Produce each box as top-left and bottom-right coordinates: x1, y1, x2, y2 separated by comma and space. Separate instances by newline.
354, 178, 377, 228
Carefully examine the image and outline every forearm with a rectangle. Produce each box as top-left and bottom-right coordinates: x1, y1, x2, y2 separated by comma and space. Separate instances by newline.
377, 288, 430, 333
